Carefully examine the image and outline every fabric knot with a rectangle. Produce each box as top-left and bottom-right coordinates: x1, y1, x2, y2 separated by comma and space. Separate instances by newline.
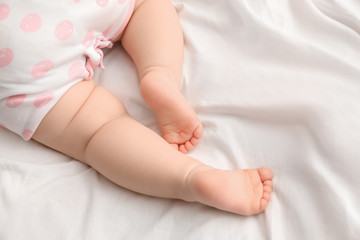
84, 36, 113, 79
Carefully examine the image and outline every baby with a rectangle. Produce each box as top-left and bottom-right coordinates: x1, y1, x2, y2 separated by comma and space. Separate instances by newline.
0, 0, 273, 215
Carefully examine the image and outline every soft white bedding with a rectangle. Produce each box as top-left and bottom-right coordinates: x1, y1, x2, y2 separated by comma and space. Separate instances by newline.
1, 0, 360, 239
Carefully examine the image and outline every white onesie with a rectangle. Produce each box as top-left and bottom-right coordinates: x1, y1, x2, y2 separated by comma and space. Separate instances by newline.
0, 0, 135, 140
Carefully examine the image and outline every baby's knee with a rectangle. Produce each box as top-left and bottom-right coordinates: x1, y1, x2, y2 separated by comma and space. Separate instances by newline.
69, 85, 128, 160
64, 85, 128, 147
33, 81, 128, 161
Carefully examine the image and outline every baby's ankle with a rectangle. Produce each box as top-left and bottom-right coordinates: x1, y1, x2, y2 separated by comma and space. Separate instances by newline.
182, 164, 214, 202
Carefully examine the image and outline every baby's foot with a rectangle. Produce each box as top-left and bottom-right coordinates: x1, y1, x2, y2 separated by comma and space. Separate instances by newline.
140, 71, 203, 153
185, 166, 273, 215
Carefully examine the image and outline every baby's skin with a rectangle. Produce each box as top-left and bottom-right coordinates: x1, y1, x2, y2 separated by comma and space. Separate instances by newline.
140, 70, 203, 153
32, 0, 273, 215
34, 79, 273, 216
141, 72, 273, 215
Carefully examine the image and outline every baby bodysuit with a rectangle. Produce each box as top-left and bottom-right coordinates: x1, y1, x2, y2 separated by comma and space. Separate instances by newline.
0, 0, 134, 140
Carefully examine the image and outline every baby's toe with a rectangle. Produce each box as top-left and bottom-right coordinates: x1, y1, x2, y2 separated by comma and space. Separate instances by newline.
193, 124, 203, 139
263, 180, 272, 187
263, 185, 272, 193
179, 144, 187, 153
259, 199, 268, 212
185, 141, 194, 152
258, 167, 273, 182
262, 191, 271, 201
190, 136, 200, 146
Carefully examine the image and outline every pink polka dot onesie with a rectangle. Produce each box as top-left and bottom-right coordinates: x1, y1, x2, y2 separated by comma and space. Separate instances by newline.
0, 0, 135, 140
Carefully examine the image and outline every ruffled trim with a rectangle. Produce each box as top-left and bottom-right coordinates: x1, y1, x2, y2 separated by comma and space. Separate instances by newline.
84, 36, 113, 79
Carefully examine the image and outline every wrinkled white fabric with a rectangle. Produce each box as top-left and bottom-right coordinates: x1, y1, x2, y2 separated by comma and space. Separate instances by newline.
0, 0, 359, 239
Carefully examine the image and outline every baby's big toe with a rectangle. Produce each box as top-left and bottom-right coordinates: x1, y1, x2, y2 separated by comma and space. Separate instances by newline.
258, 167, 273, 182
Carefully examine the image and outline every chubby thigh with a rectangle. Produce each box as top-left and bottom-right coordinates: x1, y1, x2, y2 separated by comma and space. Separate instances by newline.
33, 79, 127, 162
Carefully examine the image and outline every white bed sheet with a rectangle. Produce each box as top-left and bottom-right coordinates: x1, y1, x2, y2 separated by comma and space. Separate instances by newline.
1, 0, 360, 239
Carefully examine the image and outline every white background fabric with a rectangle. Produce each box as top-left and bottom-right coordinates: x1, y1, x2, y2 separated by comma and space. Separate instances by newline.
1, 0, 360, 239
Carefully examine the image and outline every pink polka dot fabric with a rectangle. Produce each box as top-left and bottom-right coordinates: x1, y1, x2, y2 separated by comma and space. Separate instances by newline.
0, 0, 135, 140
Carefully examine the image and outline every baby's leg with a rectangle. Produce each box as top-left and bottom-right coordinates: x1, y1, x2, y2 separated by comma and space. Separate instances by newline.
120, 0, 203, 153
33, 80, 273, 215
